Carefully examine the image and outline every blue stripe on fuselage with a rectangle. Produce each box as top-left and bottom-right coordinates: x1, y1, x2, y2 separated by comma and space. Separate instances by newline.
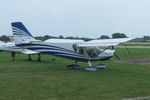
16, 43, 113, 62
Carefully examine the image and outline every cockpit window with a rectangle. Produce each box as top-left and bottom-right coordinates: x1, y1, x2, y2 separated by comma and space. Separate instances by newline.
73, 44, 85, 55
87, 47, 102, 58
79, 48, 84, 55
72, 44, 103, 58
73, 44, 77, 52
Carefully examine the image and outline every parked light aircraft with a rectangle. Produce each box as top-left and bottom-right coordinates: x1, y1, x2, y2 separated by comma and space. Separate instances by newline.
11, 22, 133, 68
0, 40, 40, 61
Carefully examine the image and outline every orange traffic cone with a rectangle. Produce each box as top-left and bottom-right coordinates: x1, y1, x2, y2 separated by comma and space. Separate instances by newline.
145, 62, 149, 66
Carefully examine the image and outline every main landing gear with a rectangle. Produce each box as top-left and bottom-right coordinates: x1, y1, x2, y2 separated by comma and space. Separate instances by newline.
28, 53, 41, 62
66, 60, 79, 69
10, 53, 41, 62
28, 54, 32, 61
66, 60, 106, 71
11, 52, 16, 61
37, 53, 41, 62
88, 61, 92, 67
66, 60, 91, 69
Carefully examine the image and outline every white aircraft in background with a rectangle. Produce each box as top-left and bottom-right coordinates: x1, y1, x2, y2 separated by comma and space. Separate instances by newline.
11, 22, 133, 69
0, 40, 40, 61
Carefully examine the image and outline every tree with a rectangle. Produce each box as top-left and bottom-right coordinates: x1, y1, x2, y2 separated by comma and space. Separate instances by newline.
0, 35, 10, 42
35, 36, 43, 40
112, 33, 127, 38
143, 36, 150, 40
80, 37, 92, 41
43, 35, 58, 41
65, 36, 75, 39
100, 35, 110, 39
59, 35, 64, 39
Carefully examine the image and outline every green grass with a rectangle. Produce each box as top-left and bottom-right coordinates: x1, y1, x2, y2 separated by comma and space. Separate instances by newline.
114, 48, 150, 59
0, 48, 150, 100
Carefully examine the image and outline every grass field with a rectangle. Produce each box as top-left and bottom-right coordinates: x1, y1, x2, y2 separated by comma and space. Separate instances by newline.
0, 48, 150, 100
114, 48, 150, 59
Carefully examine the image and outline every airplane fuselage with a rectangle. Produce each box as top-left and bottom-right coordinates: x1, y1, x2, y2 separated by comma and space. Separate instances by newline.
16, 42, 115, 62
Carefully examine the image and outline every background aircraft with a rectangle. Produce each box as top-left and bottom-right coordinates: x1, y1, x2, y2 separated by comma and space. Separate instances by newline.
11, 22, 133, 68
0, 40, 39, 61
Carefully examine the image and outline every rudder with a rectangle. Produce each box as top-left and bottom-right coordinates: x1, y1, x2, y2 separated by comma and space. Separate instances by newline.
11, 22, 36, 45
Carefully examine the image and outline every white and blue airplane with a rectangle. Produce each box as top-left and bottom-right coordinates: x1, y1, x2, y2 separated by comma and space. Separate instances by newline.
11, 22, 133, 69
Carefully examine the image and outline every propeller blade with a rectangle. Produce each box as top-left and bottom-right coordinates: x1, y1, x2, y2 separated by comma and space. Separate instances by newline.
114, 52, 120, 60
123, 43, 136, 64
111, 46, 120, 59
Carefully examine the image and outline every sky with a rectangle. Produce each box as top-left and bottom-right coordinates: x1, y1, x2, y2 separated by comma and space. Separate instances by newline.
0, 0, 150, 38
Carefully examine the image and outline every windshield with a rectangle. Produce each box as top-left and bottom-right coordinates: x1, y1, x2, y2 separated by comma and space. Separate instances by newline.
73, 44, 104, 58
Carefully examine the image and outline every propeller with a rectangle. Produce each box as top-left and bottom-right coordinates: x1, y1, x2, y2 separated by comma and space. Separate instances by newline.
112, 44, 136, 64
114, 52, 120, 59
123, 43, 136, 64
112, 46, 120, 60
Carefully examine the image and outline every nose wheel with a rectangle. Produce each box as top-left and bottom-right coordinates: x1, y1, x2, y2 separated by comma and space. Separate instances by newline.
88, 61, 92, 67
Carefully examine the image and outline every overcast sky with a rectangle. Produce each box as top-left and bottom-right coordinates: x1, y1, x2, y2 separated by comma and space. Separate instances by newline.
0, 0, 150, 38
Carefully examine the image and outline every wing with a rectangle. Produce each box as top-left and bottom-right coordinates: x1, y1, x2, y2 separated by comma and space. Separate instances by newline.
77, 38, 134, 47
44, 39, 84, 43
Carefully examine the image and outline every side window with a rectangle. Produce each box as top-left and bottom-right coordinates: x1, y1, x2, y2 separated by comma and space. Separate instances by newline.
73, 44, 86, 55
72, 44, 77, 52
79, 48, 84, 55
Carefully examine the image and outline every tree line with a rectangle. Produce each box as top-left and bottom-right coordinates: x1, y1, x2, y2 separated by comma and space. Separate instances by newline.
0, 33, 128, 42
0, 33, 150, 42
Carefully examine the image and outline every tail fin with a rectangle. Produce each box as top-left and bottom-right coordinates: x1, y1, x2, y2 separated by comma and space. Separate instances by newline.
11, 22, 37, 45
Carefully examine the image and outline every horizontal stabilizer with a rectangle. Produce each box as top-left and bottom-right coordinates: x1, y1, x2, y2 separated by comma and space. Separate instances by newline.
21, 49, 39, 54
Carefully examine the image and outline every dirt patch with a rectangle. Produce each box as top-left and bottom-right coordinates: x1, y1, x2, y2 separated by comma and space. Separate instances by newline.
119, 58, 150, 65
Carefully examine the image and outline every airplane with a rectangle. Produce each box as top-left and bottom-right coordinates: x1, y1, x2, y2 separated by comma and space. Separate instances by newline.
0, 40, 40, 61
11, 22, 133, 69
